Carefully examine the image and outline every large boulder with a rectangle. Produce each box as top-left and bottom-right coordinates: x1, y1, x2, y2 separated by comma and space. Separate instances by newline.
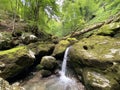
0, 46, 34, 79
0, 77, 24, 90
28, 42, 55, 58
69, 35, 120, 90
40, 56, 57, 70
82, 68, 120, 90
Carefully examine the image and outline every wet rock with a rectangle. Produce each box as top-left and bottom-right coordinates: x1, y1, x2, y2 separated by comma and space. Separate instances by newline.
0, 77, 24, 90
52, 38, 77, 59
40, 56, 57, 70
0, 46, 34, 79
36, 64, 43, 70
41, 70, 52, 77
83, 69, 120, 90
69, 35, 120, 90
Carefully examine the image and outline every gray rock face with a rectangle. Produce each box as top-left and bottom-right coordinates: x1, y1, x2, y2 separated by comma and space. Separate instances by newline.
69, 35, 120, 90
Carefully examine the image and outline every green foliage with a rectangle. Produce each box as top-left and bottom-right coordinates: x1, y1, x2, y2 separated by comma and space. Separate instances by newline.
0, 0, 119, 37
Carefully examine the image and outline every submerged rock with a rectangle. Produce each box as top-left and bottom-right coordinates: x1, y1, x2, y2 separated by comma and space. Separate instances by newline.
0, 46, 34, 79
69, 35, 120, 90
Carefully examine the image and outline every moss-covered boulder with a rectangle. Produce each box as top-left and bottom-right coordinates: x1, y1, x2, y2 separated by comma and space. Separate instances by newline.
40, 70, 52, 77
83, 68, 120, 90
0, 77, 24, 90
0, 46, 34, 79
69, 35, 120, 90
40, 56, 57, 70
52, 38, 78, 59
95, 22, 120, 37
28, 42, 54, 56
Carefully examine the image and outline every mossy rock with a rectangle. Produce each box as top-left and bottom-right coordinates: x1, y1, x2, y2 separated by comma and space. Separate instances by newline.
40, 56, 57, 70
95, 22, 120, 37
82, 68, 120, 90
41, 70, 52, 77
52, 38, 77, 59
36, 64, 43, 70
27, 42, 55, 58
0, 46, 34, 79
69, 35, 120, 69
69, 35, 120, 89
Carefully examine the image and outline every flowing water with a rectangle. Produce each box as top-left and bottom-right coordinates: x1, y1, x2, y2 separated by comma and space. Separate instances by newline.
22, 47, 85, 90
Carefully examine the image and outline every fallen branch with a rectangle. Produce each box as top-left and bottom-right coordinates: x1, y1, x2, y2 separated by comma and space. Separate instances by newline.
70, 12, 120, 37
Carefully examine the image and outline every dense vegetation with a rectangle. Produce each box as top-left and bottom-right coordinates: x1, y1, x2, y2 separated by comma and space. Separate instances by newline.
0, 0, 120, 37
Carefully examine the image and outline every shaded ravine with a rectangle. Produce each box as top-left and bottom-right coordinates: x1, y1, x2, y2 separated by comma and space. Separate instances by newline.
21, 47, 85, 90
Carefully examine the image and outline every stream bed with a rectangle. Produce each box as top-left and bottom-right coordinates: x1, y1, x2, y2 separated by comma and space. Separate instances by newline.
20, 71, 85, 90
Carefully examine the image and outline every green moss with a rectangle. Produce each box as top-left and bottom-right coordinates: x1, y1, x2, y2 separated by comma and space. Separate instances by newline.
67, 38, 78, 45
69, 35, 120, 70
28, 42, 55, 55
95, 23, 120, 36
36, 64, 43, 70
0, 46, 26, 55
40, 56, 57, 70
0, 46, 27, 60
41, 70, 51, 77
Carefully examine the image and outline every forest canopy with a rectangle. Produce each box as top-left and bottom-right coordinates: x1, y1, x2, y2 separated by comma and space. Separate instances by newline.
0, 0, 120, 37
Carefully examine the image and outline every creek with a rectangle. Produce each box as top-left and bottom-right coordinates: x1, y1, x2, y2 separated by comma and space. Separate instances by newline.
21, 47, 85, 90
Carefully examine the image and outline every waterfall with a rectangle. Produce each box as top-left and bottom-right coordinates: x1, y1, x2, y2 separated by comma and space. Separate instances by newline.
23, 46, 85, 90
59, 46, 73, 83
61, 47, 70, 75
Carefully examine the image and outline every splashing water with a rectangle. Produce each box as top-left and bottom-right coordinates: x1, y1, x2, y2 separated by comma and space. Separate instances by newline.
58, 46, 79, 90
23, 47, 85, 90
61, 46, 70, 75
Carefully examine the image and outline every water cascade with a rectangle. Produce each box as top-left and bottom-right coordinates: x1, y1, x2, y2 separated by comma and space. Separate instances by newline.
23, 47, 84, 90
45, 47, 85, 90
61, 46, 70, 76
